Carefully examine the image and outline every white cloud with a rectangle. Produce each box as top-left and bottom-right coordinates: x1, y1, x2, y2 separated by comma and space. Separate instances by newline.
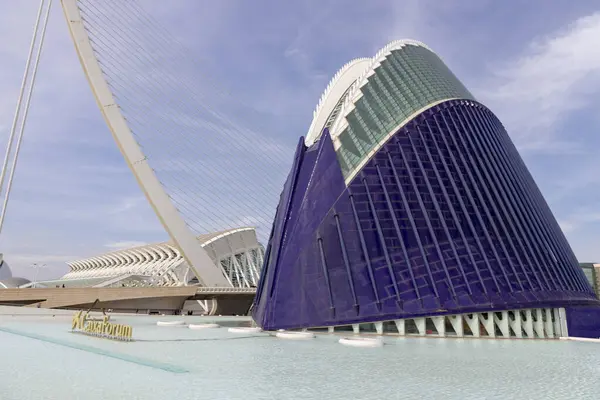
545, 158, 600, 202
478, 12, 600, 152
104, 241, 147, 250
557, 210, 600, 234
9, 253, 78, 265
558, 220, 577, 233
107, 196, 148, 215
7, 253, 77, 280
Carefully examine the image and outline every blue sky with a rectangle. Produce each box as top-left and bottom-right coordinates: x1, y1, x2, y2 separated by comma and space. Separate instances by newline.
0, 0, 599, 280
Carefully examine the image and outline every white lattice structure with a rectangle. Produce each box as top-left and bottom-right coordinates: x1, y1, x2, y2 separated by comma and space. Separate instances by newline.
61, 228, 264, 288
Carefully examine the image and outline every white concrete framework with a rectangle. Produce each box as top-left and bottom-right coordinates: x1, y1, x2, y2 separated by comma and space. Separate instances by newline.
314, 308, 568, 340
305, 58, 371, 146
61, 228, 264, 288
60, 0, 229, 287
305, 39, 433, 148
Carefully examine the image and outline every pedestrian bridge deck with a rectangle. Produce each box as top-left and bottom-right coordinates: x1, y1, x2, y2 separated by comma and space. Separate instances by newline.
0, 287, 256, 312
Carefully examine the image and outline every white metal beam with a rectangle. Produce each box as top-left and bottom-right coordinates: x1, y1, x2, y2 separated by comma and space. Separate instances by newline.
0, 0, 45, 236
0, 0, 52, 235
60, 0, 228, 287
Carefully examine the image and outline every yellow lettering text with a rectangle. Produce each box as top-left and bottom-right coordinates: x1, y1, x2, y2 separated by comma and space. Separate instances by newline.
71, 311, 133, 340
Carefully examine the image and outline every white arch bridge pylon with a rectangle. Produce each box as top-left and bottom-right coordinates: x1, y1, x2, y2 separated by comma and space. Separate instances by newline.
2, 0, 272, 288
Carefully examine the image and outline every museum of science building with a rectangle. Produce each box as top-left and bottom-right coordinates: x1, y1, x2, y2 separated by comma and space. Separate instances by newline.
253, 40, 600, 339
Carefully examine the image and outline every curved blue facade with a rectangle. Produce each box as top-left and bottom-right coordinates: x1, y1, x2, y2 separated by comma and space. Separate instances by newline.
253, 99, 599, 331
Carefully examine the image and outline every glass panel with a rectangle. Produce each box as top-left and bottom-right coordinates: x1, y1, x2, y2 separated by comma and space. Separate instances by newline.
335, 44, 474, 179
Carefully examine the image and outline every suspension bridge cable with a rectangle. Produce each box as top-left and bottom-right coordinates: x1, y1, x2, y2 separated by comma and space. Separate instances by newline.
0, 0, 53, 235
0, 0, 47, 237
74, 0, 297, 241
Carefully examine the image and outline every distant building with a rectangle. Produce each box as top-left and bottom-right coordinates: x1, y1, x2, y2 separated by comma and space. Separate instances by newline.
33, 228, 264, 289
580, 263, 600, 297
0, 277, 31, 289
0, 254, 11, 280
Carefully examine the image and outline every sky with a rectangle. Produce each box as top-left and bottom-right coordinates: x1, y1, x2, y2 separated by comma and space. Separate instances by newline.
0, 0, 599, 280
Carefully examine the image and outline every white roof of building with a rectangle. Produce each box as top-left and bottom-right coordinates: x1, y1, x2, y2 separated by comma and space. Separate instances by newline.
305, 39, 432, 147
60, 227, 264, 288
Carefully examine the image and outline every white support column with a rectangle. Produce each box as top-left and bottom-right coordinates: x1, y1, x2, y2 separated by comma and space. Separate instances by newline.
196, 300, 208, 313
432, 316, 445, 337
229, 255, 243, 287
494, 311, 510, 338
522, 310, 534, 338
394, 319, 405, 336
534, 309, 545, 338
0, 0, 49, 237
480, 312, 495, 337
415, 318, 426, 336
465, 314, 480, 337
554, 308, 566, 337
374, 322, 383, 335
0, 2, 45, 185
352, 324, 359, 334
245, 250, 259, 285
256, 246, 264, 272
235, 234, 251, 284
208, 299, 218, 316
449, 315, 464, 337
544, 308, 554, 338
328, 326, 334, 334
226, 237, 250, 288
509, 311, 522, 339
216, 256, 234, 287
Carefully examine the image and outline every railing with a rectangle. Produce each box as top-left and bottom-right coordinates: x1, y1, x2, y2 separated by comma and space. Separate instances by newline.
195, 287, 256, 294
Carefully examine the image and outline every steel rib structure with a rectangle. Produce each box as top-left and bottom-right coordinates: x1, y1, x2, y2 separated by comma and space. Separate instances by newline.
61, 228, 264, 288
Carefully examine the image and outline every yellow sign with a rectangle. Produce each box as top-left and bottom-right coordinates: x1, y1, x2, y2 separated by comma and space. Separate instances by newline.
71, 311, 133, 341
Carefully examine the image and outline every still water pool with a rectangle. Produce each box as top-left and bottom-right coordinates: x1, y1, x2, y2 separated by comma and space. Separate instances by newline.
1, 306, 599, 399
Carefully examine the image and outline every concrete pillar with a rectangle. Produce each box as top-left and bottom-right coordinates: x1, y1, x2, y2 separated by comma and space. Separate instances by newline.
522, 310, 534, 338
449, 314, 464, 337
394, 319, 405, 336
534, 309, 545, 338
558, 308, 569, 338
509, 310, 522, 338
480, 312, 495, 337
415, 318, 426, 336
465, 313, 480, 337
352, 324, 359, 334
432, 316, 445, 337
494, 311, 510, 338
544, 308, 554, 338
375, 322, 383, 335
553, 308, 563, 337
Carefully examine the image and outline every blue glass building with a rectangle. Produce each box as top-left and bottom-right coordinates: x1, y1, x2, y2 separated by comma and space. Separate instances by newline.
253, 40, 600, 338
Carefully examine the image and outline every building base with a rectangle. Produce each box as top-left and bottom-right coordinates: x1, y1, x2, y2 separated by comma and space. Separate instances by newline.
299, 308, 573, 340
563, 306, 600, 338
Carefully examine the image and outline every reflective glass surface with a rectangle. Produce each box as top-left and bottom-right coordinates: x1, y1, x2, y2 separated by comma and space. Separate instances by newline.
336, 45, 473, 178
